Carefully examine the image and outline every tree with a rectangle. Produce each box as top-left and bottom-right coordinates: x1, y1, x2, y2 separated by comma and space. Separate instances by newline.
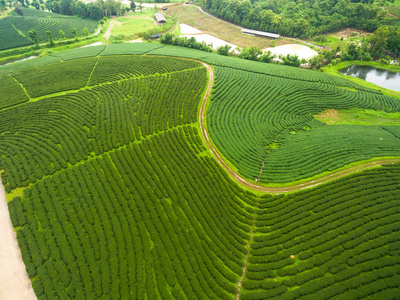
88, 3, 102, 20
368, 26, 390, 58
130, 0, 135, 12
217, 44, 232, 56
31, 0, 39, 9
280, 54, 301, 67
260, 50, 276, 63
15, 5, 24, 18
342, 42, 361, 60
46, 30, 54, 47
71, 27, 78, 40
387, 27, 400, 56
28, 29, 39, 47
84, 27, 89, 36
51, 1, 60, 13
239, 46, 262, 61
160, 32, 173, 44
59, 0, 73, 15
59, 29, 65, 39
76, 1, 87, 18
0, 2, 6, 16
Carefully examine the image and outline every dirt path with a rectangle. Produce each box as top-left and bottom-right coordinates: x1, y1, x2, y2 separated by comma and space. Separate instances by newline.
199, 62, 400, 193
381, 7, 398, 18
104, 20, 120, 42
0, 183, 36, 300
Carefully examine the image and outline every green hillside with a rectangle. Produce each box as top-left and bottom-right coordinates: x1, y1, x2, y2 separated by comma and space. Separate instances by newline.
208, 66, 400, 183
0, 8, 98, 51
0, 44, 399, 299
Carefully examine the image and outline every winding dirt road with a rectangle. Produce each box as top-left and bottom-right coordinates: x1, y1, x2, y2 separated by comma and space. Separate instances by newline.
198, 62, 400, 193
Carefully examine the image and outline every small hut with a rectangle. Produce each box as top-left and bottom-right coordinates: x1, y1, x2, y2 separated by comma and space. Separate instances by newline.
154, 13, 166, 23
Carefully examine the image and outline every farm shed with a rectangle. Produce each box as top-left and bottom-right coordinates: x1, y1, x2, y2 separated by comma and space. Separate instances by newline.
154, 13, 167, 23
150, 34, 162, 39
241, 28, 279, 39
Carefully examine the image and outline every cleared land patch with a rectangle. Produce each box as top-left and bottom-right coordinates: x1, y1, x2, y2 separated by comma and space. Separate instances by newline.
315, 108, 400, 126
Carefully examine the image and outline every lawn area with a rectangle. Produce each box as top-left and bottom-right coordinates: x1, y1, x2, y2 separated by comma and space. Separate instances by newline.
315, 108, 400, 126
109, 9, 174, 41
111, 17, 156, 36
165, 5, 294, 49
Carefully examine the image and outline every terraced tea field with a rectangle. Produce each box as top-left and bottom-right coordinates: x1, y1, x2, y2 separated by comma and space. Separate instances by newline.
208, 66, 400, 184
0, 44, 399, 299
0, 8, 98, 51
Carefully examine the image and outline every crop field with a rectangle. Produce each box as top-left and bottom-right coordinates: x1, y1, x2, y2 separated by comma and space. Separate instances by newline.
0, 45, 399, 299
208, 66, 400, 183
0, 8, 98, 51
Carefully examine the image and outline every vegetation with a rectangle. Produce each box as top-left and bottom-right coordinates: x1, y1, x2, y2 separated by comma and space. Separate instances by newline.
314, 108, 400, 126
0, 45, 399, 299
109, 10, 175, 42
198, 0, 390, 38
208, 65, 400, 183
0, 7, 98, 51
165, 4, 293, 49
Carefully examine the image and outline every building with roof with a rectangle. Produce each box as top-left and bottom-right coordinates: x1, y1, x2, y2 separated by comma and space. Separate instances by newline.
241, 28, 279, 39
154, 13, 166, 23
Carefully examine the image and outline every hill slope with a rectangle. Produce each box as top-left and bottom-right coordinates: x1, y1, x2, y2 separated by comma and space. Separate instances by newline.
0, 8, 98, 51
0, 44, 399, 299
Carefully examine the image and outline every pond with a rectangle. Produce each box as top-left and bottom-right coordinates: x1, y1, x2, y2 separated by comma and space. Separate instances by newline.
339, 65, 400, 92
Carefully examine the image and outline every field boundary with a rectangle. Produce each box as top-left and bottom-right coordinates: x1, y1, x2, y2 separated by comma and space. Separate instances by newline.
199, 62, 400, 193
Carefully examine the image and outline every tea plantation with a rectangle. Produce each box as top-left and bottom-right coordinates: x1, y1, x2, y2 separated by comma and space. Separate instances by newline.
208, 66, 400, 183
0, 44, 399, 299
0, 8, 98, 51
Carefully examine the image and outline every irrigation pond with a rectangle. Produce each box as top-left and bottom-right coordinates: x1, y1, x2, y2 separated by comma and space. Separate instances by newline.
339, 65, 400, 92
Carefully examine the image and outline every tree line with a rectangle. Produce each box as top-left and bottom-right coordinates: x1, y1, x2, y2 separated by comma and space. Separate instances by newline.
198, 0, 389, 38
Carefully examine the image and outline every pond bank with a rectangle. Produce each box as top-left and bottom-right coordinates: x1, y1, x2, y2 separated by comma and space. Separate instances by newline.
323, 61, 400, 99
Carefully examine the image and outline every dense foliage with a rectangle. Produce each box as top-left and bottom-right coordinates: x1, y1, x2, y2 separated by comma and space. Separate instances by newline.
208, 66, 400, 183
0, 46, 399, 299
0, 8, 98, 51
198, 0, 389, 38
45, 0, 127, 20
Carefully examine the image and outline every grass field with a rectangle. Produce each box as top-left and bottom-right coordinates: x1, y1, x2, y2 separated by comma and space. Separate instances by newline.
165, 5, 295, 49
0, 44, 399, 299
111, 17, 156, 35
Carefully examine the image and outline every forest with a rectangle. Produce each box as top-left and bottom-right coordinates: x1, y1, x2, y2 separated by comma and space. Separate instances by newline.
198, 0, 390, 38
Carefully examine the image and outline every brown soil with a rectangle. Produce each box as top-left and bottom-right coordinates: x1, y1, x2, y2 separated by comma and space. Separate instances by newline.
104, 20, 121, 41
330, 28, 368, 39
199, 62, 400, 193
314, 108, 340, 124
381, 7, 398, 18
